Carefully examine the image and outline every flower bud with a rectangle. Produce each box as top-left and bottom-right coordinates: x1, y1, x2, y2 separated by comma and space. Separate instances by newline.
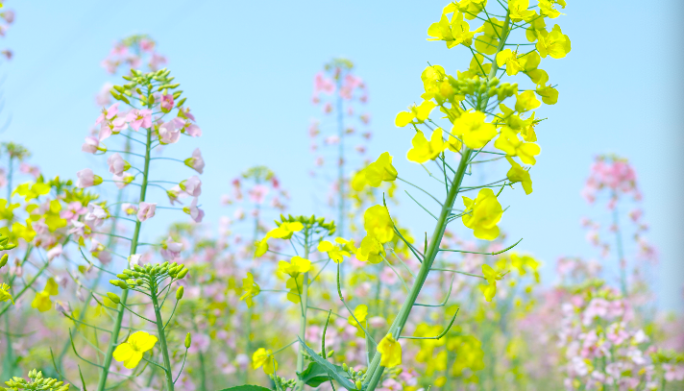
0, 253, 8, 268
106, 292, 120, 304
176, 268, 189, 279
185, 332, 192, 349
355, 380, 362, 389
176, 286, 184, 300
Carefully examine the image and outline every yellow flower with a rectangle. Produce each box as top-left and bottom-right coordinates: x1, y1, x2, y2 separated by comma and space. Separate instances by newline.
427, 11, 482, 48
278, 256, 312, 277
508, 0, 536, 22
496, 49, 522, 76
347, 304, 368, 327
395, 100, 436, 127
481, 264, 505, 302
355, 236, 385, 264
240, 272, 260, 308
538, 0, 566, 19
31, 278, 59, 312
536, 24, 571, 59
505, 157, 533, 195
317, 238, 352, 264
268, 221, 304, 240
351, 152, 398, 191
113, 331, 158, 369
515, 90, 541, 112
0, 199, 20, 220
13, 182, 50, 202
536, 84, 559, 105
252, 348, 278, 375
494, 127, 541, 165
377, 334, 402, 368
0, 283, 14, 304
474, 17, 504, 55
407, 129, 446, 163
363, 205, 394, 243
462, 189, 503, 241
451, 111, 497, 149
254, 221, 304, 257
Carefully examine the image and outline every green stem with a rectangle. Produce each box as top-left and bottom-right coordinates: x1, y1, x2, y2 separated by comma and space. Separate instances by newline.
151, 285, 175, 391
364, 13, 511, 390
611, 192, 627, 296
96, 127, 153, 391
58, 136, 130, 371
1, 156, 14, 380
294, 228, 312, 391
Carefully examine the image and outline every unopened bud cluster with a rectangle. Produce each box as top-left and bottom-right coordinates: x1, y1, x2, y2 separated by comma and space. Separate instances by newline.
277, 214, 336, 235
110, 68, 183, 107
341, 363, 367, 389
110, 262, 188, 291
3, 369, 70, 391
0, 234, 18, 251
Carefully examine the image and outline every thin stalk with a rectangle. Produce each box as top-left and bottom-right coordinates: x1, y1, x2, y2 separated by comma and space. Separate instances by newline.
151, 284, 175, 391
364, 13, 512, 390
612, 192, 627, 296
294, 228, 311, 391
1, 156, 14, 380
96, 126, 153, 391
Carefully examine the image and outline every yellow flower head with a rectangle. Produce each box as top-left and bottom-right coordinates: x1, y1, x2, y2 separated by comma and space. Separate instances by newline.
355, 236, 385, 264
278, 256, 312, 277
494, 127, 541, 165
363, 205, 394, 244
113, 331, 158, 369
252, 347, 278, 375
351, 152, 398, 191
451, 111, 497, 149
515, 90, 541, 113
536, 24, 571, 59
377, 334, 402, 368
0, 283, 14, 304
317, 238, 352, 264
481, 264, 504, 302
255, 221, 304, 257
508, 0, 536, 22
31, 278, 60, 312
407, 129, 446, 164
538, 0, 566, 19
462, 188, 503, 241
347, 304, 368, 327
240, 272, 261, 308
395, 100, 436, 127
505, 157, 533, 195
496, 49, 522, 76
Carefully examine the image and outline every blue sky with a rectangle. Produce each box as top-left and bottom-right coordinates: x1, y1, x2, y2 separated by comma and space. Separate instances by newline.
1, 0, 683, 310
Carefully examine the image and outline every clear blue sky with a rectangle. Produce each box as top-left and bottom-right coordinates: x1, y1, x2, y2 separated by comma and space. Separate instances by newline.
2, 1, 683, 309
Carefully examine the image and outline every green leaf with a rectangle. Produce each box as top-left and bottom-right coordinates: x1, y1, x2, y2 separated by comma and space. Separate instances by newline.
297, 361, 333, 387
215, 386, 273, 391
297, 337, 358, 390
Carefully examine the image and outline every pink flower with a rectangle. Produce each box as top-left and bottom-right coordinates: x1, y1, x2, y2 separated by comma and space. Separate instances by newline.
158, 118, 183, 144
95, 103, 119, 125
313, 72, 335, 96
82, 136, 101, 154
181, 176, 202, 197
126, 109, 152, 131
248, 185, 269, 204
60, 202, 87, 221
107, 153, 127, 175
19, 163, 41, 179
161, 237, 182, 260
112, 173, 134, 189
76, 168, 101, 188
137, 202, 156, 222
185, 197, 204, 223
183, 123, 202, 137
47, 244, 63, 261
160, 94, 174, 112
84, 204, 107, 228
185, 148, 204, 174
